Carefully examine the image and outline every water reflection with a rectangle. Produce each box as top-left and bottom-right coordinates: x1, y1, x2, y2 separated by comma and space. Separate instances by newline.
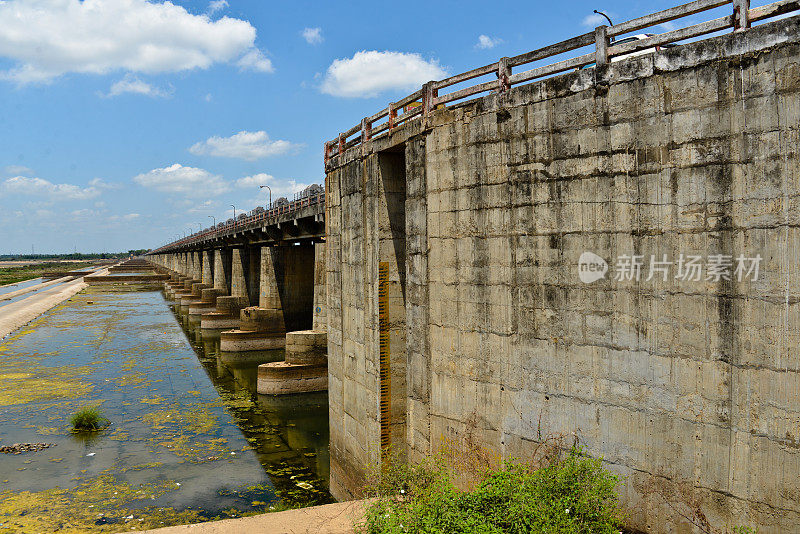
169, 299, 332, 504
0, 287, 331, 532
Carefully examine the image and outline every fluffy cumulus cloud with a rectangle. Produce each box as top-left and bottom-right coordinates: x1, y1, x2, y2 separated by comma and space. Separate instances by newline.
475, 35, 502, 50
0, 0, 272, 84
189, 131, 300, 161
1, 175, 100, 200
235, 49, 273, 73
321, 50, 447, 98
302, 27, 323, 45
236, 173, 311, 197
132, 164, 229, 197
207, 0, 228, 15
101, 74, 172, 98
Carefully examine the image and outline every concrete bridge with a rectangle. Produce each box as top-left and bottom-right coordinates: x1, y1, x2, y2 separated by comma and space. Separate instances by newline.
147, 1, 800, 531
147, 194, 328, 395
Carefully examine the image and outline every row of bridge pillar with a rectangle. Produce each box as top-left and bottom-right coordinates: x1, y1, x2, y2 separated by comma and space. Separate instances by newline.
147, 242, 328, 395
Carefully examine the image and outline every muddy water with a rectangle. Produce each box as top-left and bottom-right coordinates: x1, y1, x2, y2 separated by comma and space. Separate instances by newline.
0, 286, 331, 533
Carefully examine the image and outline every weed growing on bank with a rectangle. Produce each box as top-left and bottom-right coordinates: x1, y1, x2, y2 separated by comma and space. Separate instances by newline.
359, 446, 623, 534
70, 406, 109, 432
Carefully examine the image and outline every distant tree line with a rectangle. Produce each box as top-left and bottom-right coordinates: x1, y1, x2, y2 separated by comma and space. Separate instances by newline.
0, 250, 148, 260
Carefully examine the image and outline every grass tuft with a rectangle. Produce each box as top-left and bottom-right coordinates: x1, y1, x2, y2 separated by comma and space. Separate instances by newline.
70, 406, 109, 432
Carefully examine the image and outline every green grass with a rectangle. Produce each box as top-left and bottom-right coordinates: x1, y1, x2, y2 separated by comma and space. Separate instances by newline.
0, 261, 90, 286
360, 447, 623, 534
70, 406, 110, 432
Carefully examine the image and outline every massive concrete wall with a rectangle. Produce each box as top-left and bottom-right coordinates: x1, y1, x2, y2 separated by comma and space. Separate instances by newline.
326, 17, 800, 532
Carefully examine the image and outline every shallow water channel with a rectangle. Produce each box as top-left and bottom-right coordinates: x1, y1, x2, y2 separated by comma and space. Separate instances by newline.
0, 286, 331, 532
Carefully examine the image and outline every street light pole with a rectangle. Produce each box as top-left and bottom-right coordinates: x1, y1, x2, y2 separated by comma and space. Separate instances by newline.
209, 215, 216, 227
231, 205, 237, 230
260, 185, 272, 210
593, 10, 615, 41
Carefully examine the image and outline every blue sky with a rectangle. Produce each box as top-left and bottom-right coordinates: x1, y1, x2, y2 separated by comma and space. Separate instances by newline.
0, 0, 766, 253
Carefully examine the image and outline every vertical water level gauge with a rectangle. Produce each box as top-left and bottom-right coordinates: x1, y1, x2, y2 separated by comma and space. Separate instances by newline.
378, 262, 391, 461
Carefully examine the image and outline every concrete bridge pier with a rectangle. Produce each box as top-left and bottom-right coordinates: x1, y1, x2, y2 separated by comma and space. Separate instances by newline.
171, 252, 200, 302
188, 250, 224, 322
178, 252, 211, 313
163, 253, 189, 299
219, 245, 286, 354
257, 242, 328, 394
201, 247, 249, 330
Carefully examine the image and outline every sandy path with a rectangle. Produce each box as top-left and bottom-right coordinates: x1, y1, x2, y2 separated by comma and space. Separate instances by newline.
137, 500, 365, 534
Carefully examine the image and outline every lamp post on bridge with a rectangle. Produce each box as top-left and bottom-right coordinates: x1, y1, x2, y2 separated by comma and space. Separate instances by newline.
208, 215, 215, 228
231, 205, 237, 231
260, 185, 272, 210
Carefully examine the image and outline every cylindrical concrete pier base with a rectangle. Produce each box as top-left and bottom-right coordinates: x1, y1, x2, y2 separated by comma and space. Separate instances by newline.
256, 330, 328, 395
257, 361, 328, 395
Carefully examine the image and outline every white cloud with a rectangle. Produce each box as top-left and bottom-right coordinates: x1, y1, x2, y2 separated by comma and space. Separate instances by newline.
204, 93, 213, 102
236, 173, 311, 197
3, 165, 33, 176
207, 0, 228, 15
189, 131, 300, 161
88, 177, 120, 189
101, 74, 172, 98
70, 208, 100, 218
0, 0, 272, 84
582, 13, 615, 27
302, 27, 323, 45
236, 49, 273, 73
321, 50, 447, 98
112, 212, 140, 221
475, 35, 502, 50
236, 173, 275, 188
133, 164, 229, 197
2, 176, 100, 200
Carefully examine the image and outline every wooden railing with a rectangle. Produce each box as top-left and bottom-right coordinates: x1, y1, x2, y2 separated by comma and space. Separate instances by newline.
324, 0, 799, 163
150, 192, 325, 253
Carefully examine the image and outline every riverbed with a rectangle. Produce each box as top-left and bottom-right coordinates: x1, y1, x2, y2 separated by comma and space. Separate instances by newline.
0, 286, 331, 532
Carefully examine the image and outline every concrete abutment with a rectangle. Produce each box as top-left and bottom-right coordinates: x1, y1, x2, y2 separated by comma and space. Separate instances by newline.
323, 16, 800, 532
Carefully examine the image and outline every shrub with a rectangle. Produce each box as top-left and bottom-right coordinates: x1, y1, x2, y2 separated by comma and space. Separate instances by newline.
360, 447, 623, 534
70, 406, 109, 432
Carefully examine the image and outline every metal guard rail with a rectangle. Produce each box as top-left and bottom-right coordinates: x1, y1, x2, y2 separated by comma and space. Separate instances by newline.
150, 193, 325, 253
323, 0, 800, 163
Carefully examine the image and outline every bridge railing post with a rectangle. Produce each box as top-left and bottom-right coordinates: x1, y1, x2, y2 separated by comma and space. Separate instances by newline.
361, 117, 371, 156
388, 103, 396, 133
422, 81, 437, 117
733, 0, 751, 31
594, 25, 609, 66
497, 58, 511, 93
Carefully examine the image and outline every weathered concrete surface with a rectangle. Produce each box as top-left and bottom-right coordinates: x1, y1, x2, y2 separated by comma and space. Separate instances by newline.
136, 499, 365, 534
258, 360, 328, 394
286, 330, 328, 365
325, 16, 800, 533
256, 243, 330, 395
